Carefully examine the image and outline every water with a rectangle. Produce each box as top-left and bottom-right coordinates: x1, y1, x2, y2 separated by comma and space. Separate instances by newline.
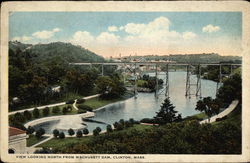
33, 72, 217, 134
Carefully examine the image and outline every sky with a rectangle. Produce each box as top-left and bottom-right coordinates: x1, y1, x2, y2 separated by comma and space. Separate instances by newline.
9, 12, 242, 58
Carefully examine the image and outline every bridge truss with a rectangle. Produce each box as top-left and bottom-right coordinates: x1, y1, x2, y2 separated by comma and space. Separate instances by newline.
69, 62, 241, 99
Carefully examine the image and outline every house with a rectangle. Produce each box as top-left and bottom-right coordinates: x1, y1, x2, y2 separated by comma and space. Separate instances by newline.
9, 127, 28, 154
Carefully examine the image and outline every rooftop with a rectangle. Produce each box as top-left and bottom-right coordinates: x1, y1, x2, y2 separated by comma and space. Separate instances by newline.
9, 127, 26, 137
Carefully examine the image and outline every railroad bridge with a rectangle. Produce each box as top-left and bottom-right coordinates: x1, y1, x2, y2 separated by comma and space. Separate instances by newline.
69, 62, 241, 99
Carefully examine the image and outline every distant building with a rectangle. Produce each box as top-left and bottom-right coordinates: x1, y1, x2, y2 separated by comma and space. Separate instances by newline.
9, 127, 28, 154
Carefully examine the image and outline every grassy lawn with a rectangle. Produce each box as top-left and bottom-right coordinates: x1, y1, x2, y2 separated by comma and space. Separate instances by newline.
212, 104, 241, 126
84, 92, 133, 110
38, 124, 152, 149
26, 135, 49, 147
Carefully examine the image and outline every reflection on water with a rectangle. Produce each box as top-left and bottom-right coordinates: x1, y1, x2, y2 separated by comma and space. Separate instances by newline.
33, 72, 217, 134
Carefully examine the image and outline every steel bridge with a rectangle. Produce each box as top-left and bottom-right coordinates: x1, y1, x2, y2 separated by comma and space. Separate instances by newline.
69, 62, 241, 99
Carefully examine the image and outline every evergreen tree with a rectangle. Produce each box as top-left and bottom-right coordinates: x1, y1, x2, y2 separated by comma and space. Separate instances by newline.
154, 98, 182, 124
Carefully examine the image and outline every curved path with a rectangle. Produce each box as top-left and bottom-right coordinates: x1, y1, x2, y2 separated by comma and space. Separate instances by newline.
199, 100, 239, 124
9, 94, 99, 115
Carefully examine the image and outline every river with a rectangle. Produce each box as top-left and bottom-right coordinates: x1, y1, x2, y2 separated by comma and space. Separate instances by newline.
33, 71, 217, 134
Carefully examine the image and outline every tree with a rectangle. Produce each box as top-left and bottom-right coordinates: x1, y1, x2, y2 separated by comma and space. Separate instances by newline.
59, 132, 65, 139
96, 127, 102, 133
35, 128, 45, 139
52, 106, 60, 114
93, 129, 99, 136
106, 125, 113, 133
68, 128, 75, 136
76, 130, 83, 138
42, 107, 50, 116
32, 108, 40, 118
62, 106, 68, 115
26, 126, 35, 135
195, 97, 221, 122
83, 128, 89, 135
53, 129, 59, 138
23, 110, 32, 120
13, 112, 25, 123
154, 98, 182, 125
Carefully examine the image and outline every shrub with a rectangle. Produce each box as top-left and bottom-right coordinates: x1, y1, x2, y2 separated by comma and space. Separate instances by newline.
53, 129, 59, 138
26, 126, 35, 135
116, 123, 124, 131
93, 129, 99, 136
129, 118, 135, 124
59, 132, 65, 139
68, 128, 75, 136
76, 130, 83, 138
62, 106, 68, 115
23, 110, 32, 120
78, 105, 93, 112
83, 128, 89, 135
216, 116, 228, 122
119, 119, 125, 126
96, 127, 102, 133
106, 125, 113, 133
35, 128, 45, 139
13, 112, 25, 123
52, 106, 60, 114
77, 98, 86, 104
125, 121, 131, 128
32, 108, 40, 118
67, 105, 72, 111
113, 122, 119, 129
66, 99, 75, 104
42, 107, 50, 117
140, 118, 156, 124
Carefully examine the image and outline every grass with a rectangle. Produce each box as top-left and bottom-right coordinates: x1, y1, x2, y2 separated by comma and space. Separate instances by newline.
26, 135, 49, 147
9, 91, 97, 112
83, 92, 133, 110
38, 124, 152, 149
136, 80, 147, 87
212, 104, 241, 126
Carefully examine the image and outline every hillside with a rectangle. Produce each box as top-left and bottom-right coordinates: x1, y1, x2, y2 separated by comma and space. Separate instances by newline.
8, 41, 105, 110
9, 41, 105, 63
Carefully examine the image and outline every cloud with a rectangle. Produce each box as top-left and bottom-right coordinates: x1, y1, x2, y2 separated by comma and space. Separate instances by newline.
108, 26, 118, 32
32, 28, 61, 39
183, 32, 197, 40
70, 31, 94, 46
96, 32, 120, 44
12, 35, 32, 42
202, 24, 220, 33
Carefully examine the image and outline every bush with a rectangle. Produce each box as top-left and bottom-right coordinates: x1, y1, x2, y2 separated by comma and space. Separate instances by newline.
13, 112, 25, 123
119, 119, 125, 126
77, 98, 86, 104
23, 110, 32, 120
35, 128, 45, 139
78, 104, 93, 112
83, 128, 89, 135
32, 108, 40, 118
76, 130, 83, 138
93, 129, 99, 136
66, 99, 75, 104
68, 128, 75, 136
62, 106, 68, 115
67, 105, 72, 111
113, 122, 119, 129
106, 125, 113, 133
96, 127, 102, 133
42, 107, 50, 117
59, 132, 65, 139
26, 126, 35, 135
116, 123, 124, 131
52, 106, 60, 114
125, 121, 131, 128
129, 118, 135, 124
53, 129, 59, 138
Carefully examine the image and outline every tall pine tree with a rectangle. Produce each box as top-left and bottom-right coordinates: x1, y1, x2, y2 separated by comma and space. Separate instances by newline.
154, 98, 182, 124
